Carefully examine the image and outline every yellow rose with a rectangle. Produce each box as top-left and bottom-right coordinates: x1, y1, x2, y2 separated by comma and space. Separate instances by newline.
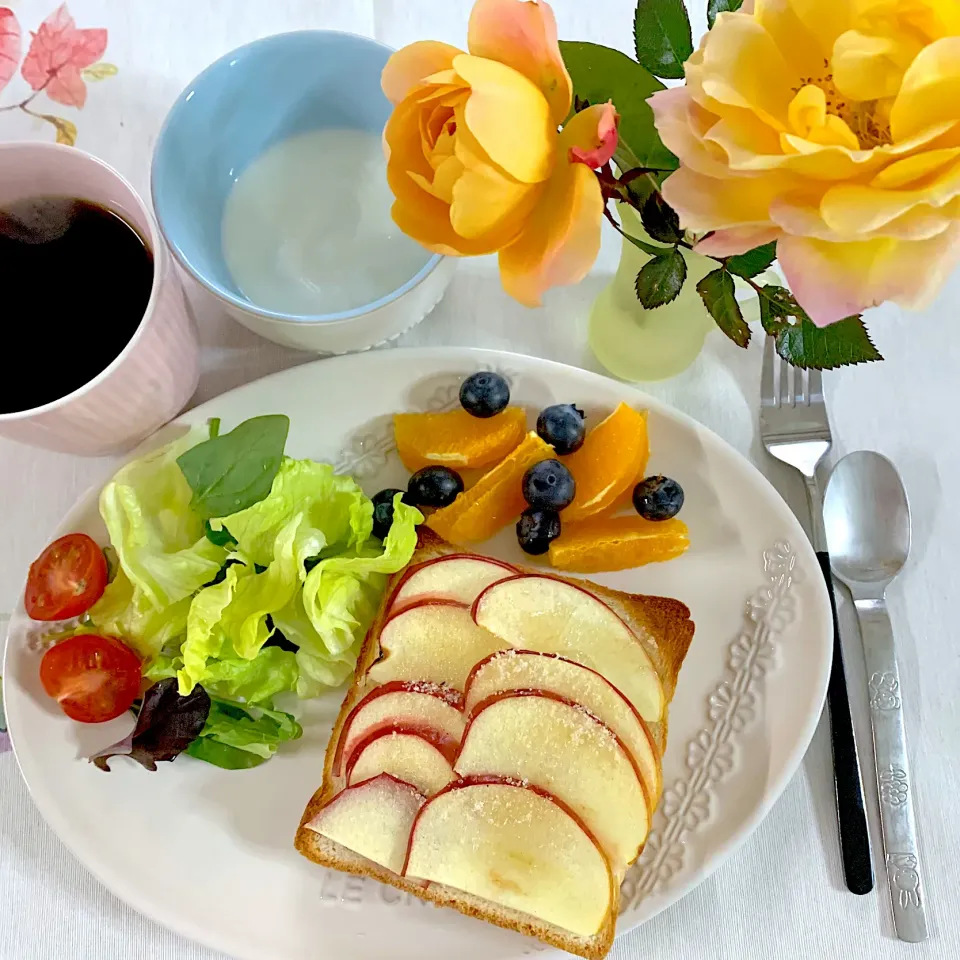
649, 0, 960, 325
382, 0, 618, 306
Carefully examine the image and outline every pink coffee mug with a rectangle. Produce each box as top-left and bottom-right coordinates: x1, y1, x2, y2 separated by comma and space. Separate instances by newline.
0, 142, 199, 455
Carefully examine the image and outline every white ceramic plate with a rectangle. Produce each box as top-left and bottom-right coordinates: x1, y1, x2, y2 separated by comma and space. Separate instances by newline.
3, 348, 831, 960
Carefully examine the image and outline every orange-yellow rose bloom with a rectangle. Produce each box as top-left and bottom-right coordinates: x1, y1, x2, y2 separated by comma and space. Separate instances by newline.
382, 0, 617, 306
650, 0, 960, 325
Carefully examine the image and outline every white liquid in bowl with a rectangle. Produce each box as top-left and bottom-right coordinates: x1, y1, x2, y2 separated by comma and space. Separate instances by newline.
221, 128, 432, 316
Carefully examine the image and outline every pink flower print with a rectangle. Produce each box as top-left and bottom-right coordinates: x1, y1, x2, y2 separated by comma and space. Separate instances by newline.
0, 7, 20, 94
20, 3, 106, 108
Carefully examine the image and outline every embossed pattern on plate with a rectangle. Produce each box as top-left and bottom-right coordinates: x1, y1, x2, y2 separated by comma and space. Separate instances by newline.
623, 541, 797, 909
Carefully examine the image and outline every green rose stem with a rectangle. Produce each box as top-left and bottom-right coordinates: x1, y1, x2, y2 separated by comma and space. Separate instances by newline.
597, 162, 749, 282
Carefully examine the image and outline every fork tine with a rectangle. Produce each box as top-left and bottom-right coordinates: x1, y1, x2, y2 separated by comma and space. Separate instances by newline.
807, 366, 823, 403
761, 336, 777, 405
779, 355, 793, 406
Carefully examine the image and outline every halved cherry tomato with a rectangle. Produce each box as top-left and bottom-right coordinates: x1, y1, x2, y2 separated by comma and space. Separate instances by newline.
25, 533, 108, 621
39, 634, 142, 723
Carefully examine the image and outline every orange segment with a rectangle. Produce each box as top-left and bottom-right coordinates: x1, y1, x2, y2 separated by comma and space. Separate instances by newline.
427, 432, 555, 544
598, 461, 654, 517
394, 407, 528, 472
563, 404, 649, 523
548, 516, 689, 574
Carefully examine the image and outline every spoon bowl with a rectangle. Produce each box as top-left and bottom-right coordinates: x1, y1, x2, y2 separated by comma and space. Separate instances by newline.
823, 450, 928, 943
823, 450, 911, 598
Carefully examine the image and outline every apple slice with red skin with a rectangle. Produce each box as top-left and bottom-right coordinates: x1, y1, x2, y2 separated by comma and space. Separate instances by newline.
304, 773, 425, 874
369, 601, 505, 691
464, 649, 661, 809
387, 555, 517, 615
333, 681, 464, 777
402, 776, 614, 937
472, 575, 665, 722
346, 730, 456, 797
454, 690, 650, 872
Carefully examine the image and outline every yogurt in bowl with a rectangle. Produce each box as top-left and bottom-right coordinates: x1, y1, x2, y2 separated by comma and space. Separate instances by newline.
151, 31, 454, 354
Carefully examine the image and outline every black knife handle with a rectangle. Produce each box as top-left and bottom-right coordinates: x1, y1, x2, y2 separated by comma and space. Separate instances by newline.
818, 549, 874, 895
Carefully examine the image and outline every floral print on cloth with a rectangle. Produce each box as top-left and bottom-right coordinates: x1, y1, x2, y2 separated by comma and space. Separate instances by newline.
0, 3, 116, 145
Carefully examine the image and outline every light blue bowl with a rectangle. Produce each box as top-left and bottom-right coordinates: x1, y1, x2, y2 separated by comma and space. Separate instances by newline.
151, 31, 450, 351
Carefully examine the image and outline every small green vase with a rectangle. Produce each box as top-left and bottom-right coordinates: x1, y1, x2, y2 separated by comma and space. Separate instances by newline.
589, 204, 735, 382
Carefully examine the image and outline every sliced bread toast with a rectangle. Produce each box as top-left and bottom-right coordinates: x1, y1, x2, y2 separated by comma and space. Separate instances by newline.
296, 528, 695, 959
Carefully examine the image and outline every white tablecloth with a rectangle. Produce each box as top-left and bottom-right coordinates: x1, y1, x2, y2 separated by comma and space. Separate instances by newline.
2, 2, 958, 958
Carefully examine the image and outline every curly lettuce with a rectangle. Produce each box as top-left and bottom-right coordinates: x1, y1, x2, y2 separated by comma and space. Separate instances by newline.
84, 418, 423, 771
99, 425, 226, 611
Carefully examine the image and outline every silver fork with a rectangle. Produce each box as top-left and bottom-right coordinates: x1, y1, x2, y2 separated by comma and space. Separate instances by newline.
760, 338, 874, 895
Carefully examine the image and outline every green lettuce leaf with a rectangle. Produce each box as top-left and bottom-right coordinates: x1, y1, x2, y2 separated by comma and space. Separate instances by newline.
185, 698, 302, 768
220, 513, 304, 660
178, 561, 249, 694
143, 649, 180, 683
176, 548, 301, 697
272, 591, 359, 689
178, 513, 307, 695
203, 699, 302, 756
178, 459, 396, 699
87, 568, 192, 659
97, 441, 415, 713
297, 643, 361, 692
99, 425, 226, 611
214, 458, 373, 572
297, 497, 421, 697
171, 577, 300, 704
194, 647, 298, 704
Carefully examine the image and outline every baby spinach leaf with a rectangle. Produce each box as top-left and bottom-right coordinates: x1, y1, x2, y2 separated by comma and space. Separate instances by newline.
204, 520, 237, 548
177, 415, 290, 519
185, 737, 268, 769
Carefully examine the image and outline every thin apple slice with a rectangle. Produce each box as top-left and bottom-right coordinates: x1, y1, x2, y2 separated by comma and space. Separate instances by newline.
334, 681, 465, 777
347, 731, 456, 796
473, 575, 664, 721
403, 778, 613, 937
388, 555, 517, 614
465, 650, 661, 807
304, 773, 425, 874
368, 602, 505, 691
454, 692, 649, 871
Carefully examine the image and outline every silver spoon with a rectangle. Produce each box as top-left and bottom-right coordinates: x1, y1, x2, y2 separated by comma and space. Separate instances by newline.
824, 452, 928, 942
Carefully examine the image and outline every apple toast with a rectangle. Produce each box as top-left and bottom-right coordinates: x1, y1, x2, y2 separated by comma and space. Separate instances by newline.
296, 528, 694, 960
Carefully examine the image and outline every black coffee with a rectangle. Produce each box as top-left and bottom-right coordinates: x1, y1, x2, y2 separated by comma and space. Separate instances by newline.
0, 197, 154, 414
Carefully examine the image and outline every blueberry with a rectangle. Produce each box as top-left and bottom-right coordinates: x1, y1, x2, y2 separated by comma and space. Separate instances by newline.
460, 372, 510, 418
371, 488, 406, 540
537, 404, 586, 455
516, 508, 561, 555
407, 466, 464, 508
633, 476, 684, 521
522, 459, 576, 511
